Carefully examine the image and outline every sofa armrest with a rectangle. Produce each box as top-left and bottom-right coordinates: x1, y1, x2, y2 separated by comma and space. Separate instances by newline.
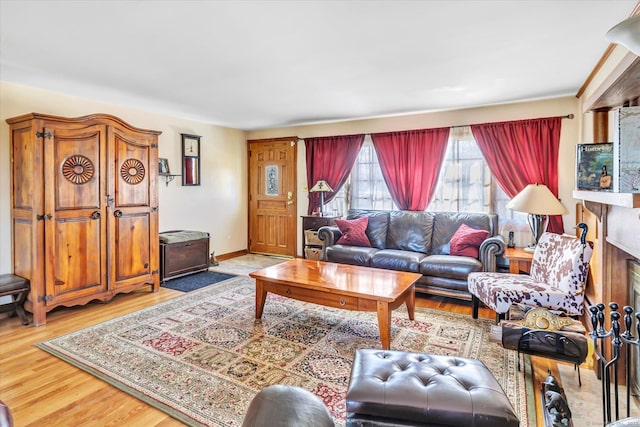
318, 225, 342, 260
318, 225, 341, 247
478, 235, 505, 272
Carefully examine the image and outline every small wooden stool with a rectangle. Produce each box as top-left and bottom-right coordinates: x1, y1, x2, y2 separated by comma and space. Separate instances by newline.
0, 274, 30, 326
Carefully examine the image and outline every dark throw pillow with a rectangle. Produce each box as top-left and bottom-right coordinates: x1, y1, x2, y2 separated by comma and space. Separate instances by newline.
335, 217, 371, 247
449, 224, 489, 258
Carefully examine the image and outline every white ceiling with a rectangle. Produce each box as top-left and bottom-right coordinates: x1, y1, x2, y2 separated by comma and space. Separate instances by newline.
0, 1, 637, 130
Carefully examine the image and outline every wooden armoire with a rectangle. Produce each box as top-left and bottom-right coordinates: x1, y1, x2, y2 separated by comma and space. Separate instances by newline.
6, 113, 161, 326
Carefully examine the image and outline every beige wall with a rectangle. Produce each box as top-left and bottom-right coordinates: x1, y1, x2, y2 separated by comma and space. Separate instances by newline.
0, 81, 248, 274
0, 80, 584, 272
248, 96, 582, 248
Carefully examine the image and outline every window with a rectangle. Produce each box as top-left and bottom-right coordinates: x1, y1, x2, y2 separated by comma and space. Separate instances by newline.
325, 127, 526, 227
429, 127, 490, 213
325, 136, 395, 215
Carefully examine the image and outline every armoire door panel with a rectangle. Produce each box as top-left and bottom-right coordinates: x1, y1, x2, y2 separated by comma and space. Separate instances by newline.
44, 125, 108, 304
11, 126, 36, 210
49, 217, 105, 302
112, 128, 151, 208
12, 217, 34, 280
112, 212, 152, 286
51, 126, 104, 211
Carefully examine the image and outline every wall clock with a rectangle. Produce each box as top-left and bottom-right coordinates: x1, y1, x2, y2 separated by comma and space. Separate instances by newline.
181, 133, 201, 186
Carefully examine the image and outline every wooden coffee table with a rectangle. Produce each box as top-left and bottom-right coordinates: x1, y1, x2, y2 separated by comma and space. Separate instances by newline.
249, 259, 421, 350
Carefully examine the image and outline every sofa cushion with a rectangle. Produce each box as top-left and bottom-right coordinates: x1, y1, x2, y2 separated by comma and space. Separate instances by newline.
450, 224, 489, 258
370, 249, 425, 273
420, 254, 483, 280
431, 212, 496, 255
325, 245, 379, 266
347, 209, 390, 249
335, 217, 371, 247
386, 211, 435, 254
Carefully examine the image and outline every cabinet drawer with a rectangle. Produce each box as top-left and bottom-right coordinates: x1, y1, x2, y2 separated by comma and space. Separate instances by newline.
265, 282, 357, 310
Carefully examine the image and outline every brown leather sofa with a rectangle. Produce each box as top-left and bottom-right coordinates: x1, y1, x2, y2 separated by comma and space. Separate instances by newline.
318, 209, 504, 301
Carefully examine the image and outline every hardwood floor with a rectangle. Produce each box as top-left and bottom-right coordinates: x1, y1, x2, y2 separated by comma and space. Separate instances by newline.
0, 286, 186, 427
0, 280, 535, 426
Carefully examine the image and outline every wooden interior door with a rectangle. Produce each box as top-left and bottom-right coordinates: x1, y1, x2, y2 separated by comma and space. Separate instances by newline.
108, 126, 159, 291
248, 137, 297, 257
44, 125, 108, 305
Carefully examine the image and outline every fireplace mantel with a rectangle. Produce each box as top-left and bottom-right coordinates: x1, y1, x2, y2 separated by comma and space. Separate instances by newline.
573, 190, 640, 208
574, 190, 640, 259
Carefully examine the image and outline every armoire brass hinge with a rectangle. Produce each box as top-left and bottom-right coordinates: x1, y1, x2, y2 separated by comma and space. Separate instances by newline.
37, 295, 54, 303
152, 269, 159, 275
151, 143, 157, 148
36, 131, 52, 139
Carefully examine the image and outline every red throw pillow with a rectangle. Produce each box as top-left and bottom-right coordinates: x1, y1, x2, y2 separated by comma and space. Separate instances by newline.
450, 224, 489, 258
335, 217, 371, 247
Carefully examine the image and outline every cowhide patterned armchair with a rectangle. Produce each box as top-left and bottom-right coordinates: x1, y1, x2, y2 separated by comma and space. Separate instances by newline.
467, 229, 593, 322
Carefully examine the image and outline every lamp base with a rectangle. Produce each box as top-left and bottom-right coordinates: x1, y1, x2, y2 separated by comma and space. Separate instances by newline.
524, 246, 536, 253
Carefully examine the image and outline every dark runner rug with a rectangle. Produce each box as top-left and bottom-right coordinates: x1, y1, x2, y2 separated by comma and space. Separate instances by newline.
37, 276, 531, 426
161, 271, 236, 292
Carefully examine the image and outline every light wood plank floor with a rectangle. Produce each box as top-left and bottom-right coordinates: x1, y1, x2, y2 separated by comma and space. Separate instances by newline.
0, 272, 543, 426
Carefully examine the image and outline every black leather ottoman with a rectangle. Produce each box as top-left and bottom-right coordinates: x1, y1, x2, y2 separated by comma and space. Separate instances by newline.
346, 349, 519, 427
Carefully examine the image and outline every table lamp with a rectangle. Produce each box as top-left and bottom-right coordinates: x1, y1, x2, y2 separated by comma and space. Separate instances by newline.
506, 183, 567, 253
309, 180, 333, 216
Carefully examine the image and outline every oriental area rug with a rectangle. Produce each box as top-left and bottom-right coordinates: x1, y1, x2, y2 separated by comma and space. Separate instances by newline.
37, 276, 530, 426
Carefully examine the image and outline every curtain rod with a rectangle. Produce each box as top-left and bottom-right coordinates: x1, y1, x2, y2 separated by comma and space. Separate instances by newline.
450, 113, 574, 129
297, 114, 575, 140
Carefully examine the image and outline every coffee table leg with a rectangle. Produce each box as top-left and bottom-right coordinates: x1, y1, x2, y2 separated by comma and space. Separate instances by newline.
255, 280, 267, 319
376, 301, 391, 350
406, 284, 415, 321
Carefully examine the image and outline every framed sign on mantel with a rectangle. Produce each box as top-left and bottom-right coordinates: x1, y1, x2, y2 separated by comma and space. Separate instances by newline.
181, 133, 201, 186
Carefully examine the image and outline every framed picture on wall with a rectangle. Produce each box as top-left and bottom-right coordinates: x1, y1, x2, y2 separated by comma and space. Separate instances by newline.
158, 158, 170, 174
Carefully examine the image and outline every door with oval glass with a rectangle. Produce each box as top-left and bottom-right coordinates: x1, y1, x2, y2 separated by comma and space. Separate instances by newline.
248, 137, 297, 257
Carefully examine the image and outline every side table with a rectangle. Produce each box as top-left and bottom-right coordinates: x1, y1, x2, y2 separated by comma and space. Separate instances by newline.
504, 247, 534, 274
301, 215, 339, 259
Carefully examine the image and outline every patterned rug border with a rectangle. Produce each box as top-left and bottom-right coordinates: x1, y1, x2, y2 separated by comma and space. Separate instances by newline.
36, 276, 532, 426
35, 342, 205, 426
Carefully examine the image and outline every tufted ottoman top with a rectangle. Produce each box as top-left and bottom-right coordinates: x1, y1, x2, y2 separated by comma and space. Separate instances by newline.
159, 230, 209, 244
346, 349, 519, 427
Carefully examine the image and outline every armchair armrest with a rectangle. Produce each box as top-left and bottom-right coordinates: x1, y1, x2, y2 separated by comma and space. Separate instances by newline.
479, 235, 505, 272
317, 225, 342, 261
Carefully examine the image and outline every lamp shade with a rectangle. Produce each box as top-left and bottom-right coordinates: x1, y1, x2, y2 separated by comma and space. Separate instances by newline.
310, 180, 333, 193
606, 14, 640, 56
506, 183, 567, 215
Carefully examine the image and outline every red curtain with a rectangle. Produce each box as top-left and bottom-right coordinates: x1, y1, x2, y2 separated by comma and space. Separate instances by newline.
471, 117, 564, 233
371, 128, 450, 211
305, 134, 365, 215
